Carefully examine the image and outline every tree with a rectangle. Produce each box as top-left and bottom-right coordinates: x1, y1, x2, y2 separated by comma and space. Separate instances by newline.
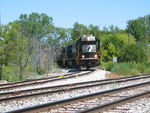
48, 27, 72, 46
71, 22, 89, 40
88, 24, 101, 38
0, 23, 24, 79
128, 15, 150, 45
16, 13, 55, 76
1, 22, 32, 79
120, 44, 147, 62
18, 12, 54, 40
109, 25, 120, 33
101, 33, 136, 62
15, 34, 31, 79
101, 35, 123, 61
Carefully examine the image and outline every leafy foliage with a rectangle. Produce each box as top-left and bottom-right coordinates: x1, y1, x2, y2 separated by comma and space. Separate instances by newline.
88, 24, 101, 38
71, 22, 89, 40
36, 66, 47, 75
1, 12, 150, 81
128, 14, 150, 45
18, 13, 54, 40
100, 33, 136, 62
100, 62, 114, 71
111, 62, 141, 75
119, 44, 147, 62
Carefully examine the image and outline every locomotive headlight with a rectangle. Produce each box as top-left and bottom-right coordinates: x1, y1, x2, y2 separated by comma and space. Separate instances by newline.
82, 55, 85, 58
94, 54, 98, 58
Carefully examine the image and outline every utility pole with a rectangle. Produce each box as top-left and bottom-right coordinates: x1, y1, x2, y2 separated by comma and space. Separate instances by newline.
128, 24, 130, 45
149, 17, 150, 44
0, 10, 2, 80
0, 11, 1, 26
0, 11, 1, 39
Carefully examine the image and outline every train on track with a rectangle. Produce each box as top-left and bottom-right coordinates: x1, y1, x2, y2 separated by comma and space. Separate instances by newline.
57, 35, 100, 70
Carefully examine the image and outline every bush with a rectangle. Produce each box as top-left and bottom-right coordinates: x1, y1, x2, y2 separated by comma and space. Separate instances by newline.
111, 63, 140, 75
110, 62, 150, 75
36, 66, 47, 75
136, 62, 150, 74
100, 33, 136, 62
100, 62, 114, 71
2, 66, 20, 81
101, 35, 123, 62
119, 44, 147, 62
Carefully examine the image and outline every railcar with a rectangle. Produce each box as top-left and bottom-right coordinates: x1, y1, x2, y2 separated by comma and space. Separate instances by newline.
57, 35, 100, 70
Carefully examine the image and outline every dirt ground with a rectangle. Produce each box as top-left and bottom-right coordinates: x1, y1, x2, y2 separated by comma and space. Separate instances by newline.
106, 72, 122, 79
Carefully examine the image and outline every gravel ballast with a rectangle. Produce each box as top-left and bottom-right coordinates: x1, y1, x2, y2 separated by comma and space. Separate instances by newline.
0, 77, 150, 112
0, 69, 149, 113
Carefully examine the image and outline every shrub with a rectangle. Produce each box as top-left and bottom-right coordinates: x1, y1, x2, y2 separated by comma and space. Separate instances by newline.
36, 66, 47, 75
119, 44, 147, 62
136, 62, 150, 74
100, 62, 114, 71
111, 63, 140, 75
2, 66, 20, 81
100, 33, 136, 62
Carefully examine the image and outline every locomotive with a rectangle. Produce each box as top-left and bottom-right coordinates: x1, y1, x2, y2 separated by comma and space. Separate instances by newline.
57, 35, 100, 70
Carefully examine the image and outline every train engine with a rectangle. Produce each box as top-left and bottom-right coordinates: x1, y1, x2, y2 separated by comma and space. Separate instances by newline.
56, 35, 100, 70
76, 35, 100, 69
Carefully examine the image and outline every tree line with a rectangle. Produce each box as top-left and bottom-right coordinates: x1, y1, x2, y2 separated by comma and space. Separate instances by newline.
0, 12, 150, 81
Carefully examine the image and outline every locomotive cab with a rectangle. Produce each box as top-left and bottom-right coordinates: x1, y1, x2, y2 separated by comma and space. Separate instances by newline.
56, 34, 100, 70
77, 35, 100, 70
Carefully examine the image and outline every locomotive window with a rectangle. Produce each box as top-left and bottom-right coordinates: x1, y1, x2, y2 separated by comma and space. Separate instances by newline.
82, 44, 96, 53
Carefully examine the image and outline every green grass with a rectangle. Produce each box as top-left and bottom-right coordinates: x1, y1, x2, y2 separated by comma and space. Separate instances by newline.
100, 62, 114, 71
2, 65, 36, 82
2, 62, 61, 82
100, 62, 150, 76
2, 66, 20, 81
111, 63, 140, 75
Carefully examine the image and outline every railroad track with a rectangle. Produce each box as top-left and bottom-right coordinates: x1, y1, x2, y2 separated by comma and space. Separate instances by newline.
4, 81, 150, 113
0, 71, 78, 87
103, 92, 150, 113
78, 91, 150, 113
1, 74, 150, 112
0, 71, 92, 93
0, 73, 150, 99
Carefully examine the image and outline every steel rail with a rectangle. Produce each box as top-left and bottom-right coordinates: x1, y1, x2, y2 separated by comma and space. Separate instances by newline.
0, 71, 93, 91
0, 71, 79, 87
4, 81, 150, 113
0, 72, 149, 87
0, 73, 150, 99
77, 91, 150, 113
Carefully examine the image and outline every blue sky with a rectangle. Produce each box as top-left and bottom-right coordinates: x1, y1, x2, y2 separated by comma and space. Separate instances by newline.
0, 0, 150, 29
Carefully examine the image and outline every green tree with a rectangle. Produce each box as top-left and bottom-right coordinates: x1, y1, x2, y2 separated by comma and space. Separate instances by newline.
109, 25, 120, 33
15, 34, 31, 79
18, 12, 54, 40
102, 25, 120, 34
101, 43, 120, 61
16, 13, 55, 76
101, 33, 136, 62
48, 27, 72, 46
88, 24, 101, 38
120, 44, 147, 62
128, 15, 150, 45
0, 23, 20, 80
71, 22, 89, 40
1, 22, 32, 79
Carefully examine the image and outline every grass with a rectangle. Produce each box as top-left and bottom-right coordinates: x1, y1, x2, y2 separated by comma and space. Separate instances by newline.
2, 66, 21, 81
1, 60, 63, 82
100, 62, 150, 76
2, 65, 36, 82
